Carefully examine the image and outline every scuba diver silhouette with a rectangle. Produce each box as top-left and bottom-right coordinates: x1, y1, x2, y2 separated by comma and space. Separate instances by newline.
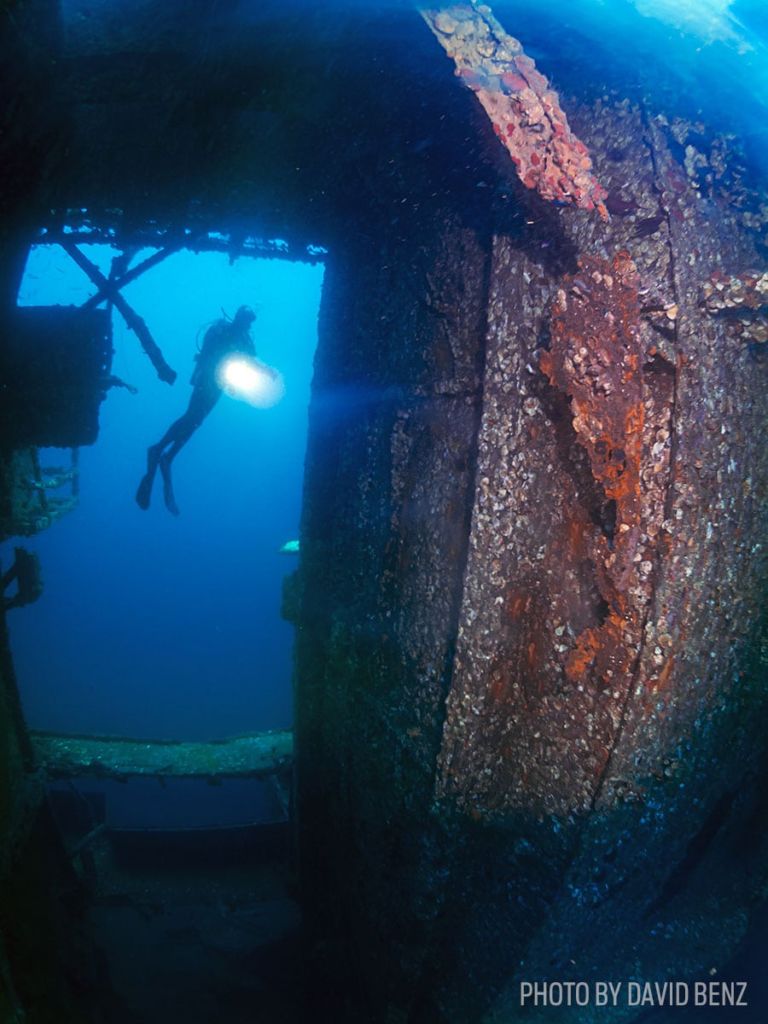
135, 305, 258, 516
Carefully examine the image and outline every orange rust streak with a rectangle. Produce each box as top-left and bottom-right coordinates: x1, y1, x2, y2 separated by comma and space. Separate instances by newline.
652, 656, 675, 693
566, 627, 600, 681
566, 516, 588, 556
542, 252, 646, 693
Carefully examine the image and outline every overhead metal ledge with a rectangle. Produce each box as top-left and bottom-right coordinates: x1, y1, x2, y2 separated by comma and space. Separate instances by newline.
31, 728, 293, 782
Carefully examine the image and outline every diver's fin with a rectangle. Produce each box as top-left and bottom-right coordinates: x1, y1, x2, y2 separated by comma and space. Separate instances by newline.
135, 445, 162, 510
158, 453, 180, 517
135, 472, 154, 510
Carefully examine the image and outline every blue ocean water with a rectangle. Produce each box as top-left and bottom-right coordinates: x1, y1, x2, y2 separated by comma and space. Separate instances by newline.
493, 0, 768, 167
9, 246, 323, 742
6, 0, 766, 753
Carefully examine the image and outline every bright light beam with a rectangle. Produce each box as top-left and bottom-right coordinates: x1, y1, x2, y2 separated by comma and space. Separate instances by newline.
631, 0, 752, 50
216, 354, 285, 408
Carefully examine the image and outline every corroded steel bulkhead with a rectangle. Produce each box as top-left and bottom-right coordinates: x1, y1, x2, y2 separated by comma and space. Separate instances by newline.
297, 93, 768, 1023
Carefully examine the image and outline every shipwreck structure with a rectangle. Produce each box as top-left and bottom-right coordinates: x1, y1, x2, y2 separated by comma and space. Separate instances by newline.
1, 1, 768, 1021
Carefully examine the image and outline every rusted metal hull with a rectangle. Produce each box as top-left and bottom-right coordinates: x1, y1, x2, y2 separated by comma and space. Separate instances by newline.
296, 100, 768, 1022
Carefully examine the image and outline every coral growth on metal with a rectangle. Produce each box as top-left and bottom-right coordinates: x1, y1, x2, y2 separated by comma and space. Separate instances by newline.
421, 2, 608, 218
438, 246, 678, 818
702, 269, 768, 343
702, 269, 768, 311
540, 253, 656, 697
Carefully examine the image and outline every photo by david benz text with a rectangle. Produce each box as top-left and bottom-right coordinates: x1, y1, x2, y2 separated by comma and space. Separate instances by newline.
519, 980, 749, 1009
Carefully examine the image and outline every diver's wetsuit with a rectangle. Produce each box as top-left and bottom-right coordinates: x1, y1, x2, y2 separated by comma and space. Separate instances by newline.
136, 310, 256, 515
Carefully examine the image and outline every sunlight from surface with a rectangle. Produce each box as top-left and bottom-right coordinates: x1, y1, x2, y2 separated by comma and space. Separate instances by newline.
630, 0, 751, 49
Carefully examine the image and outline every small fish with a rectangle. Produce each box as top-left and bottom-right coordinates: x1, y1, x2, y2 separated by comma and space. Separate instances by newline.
635, 214, 665, 239
605, 192, 638, 216
279, 540, 300, 554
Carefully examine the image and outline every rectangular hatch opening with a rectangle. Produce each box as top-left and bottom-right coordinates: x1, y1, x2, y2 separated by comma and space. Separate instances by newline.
3, 233, 325, 839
